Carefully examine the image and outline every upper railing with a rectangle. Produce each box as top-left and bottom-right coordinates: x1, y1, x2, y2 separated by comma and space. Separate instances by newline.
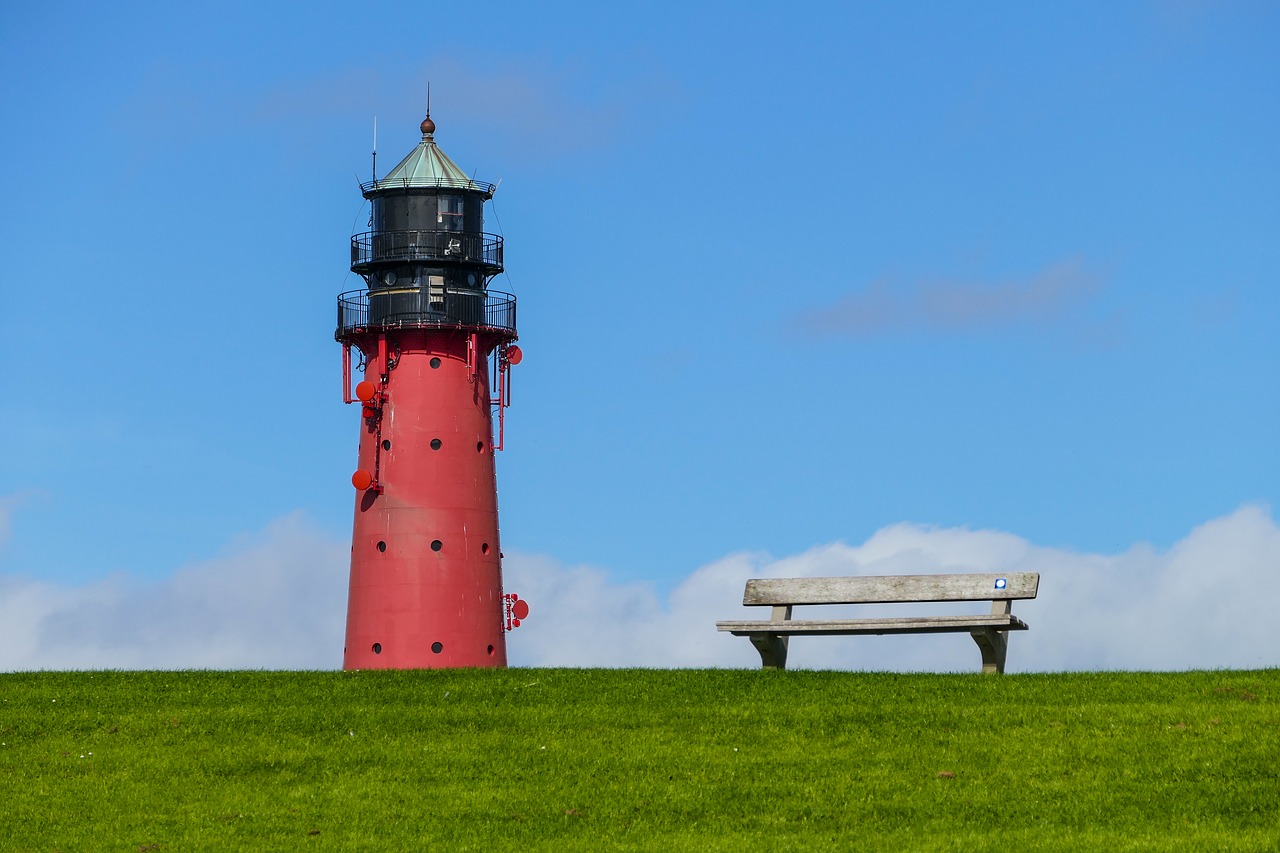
351, 230, 503, 273
360, 175, 497, 195
335, 288, 516, 338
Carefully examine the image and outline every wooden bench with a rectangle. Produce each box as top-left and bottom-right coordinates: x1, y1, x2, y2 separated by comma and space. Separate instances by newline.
716, 572, 1039, 673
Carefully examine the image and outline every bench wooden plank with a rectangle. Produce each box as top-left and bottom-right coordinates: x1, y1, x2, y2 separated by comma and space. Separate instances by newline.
720, 571, 1040, 673
716, 614, 1028, 636
742, 572, 1039, 606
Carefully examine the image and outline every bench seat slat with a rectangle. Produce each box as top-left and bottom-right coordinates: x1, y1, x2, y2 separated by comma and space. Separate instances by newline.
716, 614, 1028, 636
743, 572, 1039, 606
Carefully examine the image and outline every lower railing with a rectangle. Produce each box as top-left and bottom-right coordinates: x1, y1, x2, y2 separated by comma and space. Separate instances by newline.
336, 288, 516, 336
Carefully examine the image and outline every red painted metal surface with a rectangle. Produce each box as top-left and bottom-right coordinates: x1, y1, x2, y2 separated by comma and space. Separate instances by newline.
337, 114, 523, 670
342, 328, 511, 669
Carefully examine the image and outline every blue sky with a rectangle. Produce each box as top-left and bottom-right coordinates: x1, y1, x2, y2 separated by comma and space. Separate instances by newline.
1, 2, 1277, 669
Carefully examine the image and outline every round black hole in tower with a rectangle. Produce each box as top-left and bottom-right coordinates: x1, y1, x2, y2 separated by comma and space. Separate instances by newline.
431, 539, 443, 552
372, 643, 382, 654
377, 541, 386, 552
429, 357, 441, 369
482, 543, 490, 555
476, 441, 484, 452
431, 642, 443, 654
430, 438, 442, 450
487, 644, 495, 656
382, 440, 391, 451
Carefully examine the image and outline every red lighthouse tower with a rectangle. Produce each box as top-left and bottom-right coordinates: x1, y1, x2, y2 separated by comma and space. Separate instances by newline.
336, 111, 523, 669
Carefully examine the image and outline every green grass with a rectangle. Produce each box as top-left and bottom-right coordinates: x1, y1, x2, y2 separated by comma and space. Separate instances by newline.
1, 669, 1277, 851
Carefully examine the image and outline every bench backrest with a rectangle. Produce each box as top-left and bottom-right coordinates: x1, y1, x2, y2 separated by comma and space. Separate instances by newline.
742, 572, 1040, 606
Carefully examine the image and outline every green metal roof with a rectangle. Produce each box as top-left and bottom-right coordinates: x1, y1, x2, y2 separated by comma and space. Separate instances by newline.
365, 119, 495, 196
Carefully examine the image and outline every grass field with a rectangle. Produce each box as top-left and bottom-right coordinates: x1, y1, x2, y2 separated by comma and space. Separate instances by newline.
1, 668, 1277, 851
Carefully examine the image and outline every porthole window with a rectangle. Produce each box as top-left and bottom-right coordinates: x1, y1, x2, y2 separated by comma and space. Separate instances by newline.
430, 439, 442, 450
430, 357, 441, 369
431, 540, 443, 552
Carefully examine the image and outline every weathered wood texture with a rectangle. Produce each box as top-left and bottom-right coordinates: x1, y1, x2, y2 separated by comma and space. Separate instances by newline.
749, 633, 789, 670
970, 628, 1009, 675
716, 614, 1029, 636
742, 572, 1039, 606
717, 572, 1040, 674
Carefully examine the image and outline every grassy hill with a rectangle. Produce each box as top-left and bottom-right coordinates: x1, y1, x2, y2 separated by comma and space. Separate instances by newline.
1, 669, 1277, 851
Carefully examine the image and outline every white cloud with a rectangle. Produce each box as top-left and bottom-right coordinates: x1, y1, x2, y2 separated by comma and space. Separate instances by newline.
1, 505, 1276, 673
0, 490, 45, 550
797, 256, 1114, 341
244, 54, 680, 164
0, 513, 347, 671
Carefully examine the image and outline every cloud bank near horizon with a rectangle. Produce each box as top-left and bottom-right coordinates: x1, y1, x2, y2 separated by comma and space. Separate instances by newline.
1, 505, 1276, 673
0, 513, 348, 671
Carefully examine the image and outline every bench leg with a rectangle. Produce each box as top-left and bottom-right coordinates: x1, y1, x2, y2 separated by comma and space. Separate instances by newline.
970, 628, 1008, 674
749, 634, 789, 670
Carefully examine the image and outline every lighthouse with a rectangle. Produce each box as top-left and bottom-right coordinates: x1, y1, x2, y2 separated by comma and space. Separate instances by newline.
335, 110, 526, 669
